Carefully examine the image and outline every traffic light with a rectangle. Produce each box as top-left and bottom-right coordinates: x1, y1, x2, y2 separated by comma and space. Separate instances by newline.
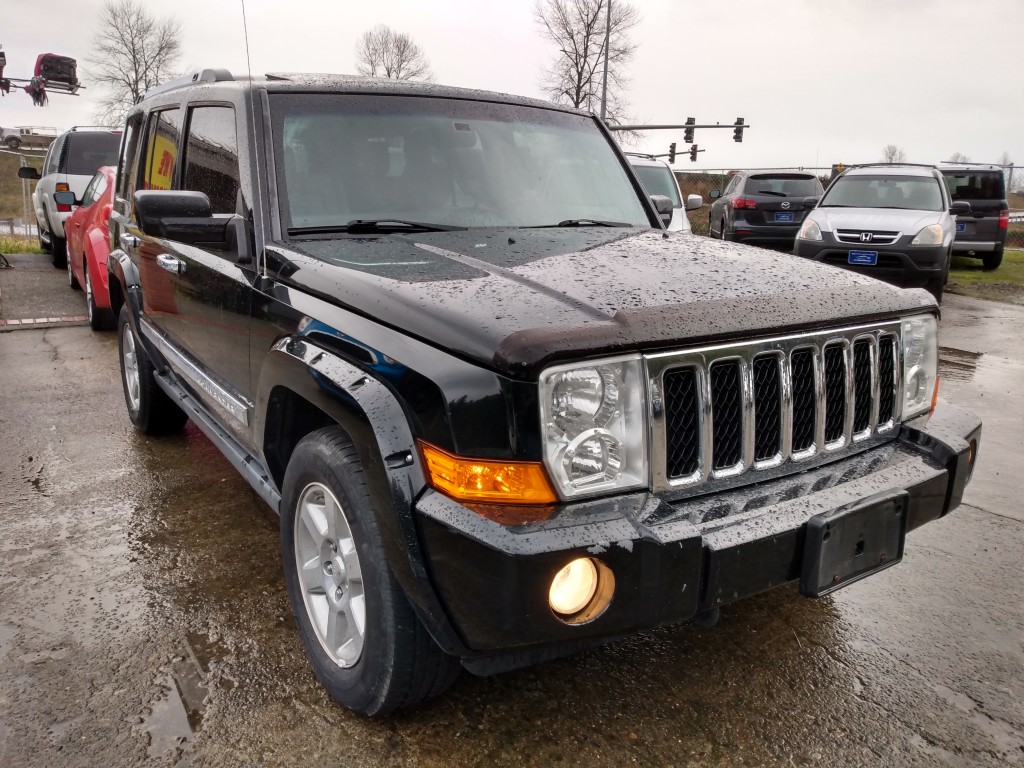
733, 117, 745, 143
668, 142, 676, 164
683, 117, 695, 144
689, 144, 698, 162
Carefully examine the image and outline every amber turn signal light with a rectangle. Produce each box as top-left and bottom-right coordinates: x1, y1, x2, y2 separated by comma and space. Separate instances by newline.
930, 374, 940, 416
418, 441, 557, 506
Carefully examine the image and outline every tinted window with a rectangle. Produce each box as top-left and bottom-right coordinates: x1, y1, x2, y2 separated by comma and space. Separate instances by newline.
271, 94, 649, 231
118, 114, 144, 201
143, 109, 183, 191
63, 132, 121, 176
821, 175, 944, 211
631, 164, 681, 206
943, 171, 1005, 201
745, 174, 821, 197
43, 136, 63, 175
183, 106, 241, 214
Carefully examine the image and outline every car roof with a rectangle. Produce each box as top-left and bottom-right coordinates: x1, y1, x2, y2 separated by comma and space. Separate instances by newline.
625, 154, 670, 169
139, 69, 582, 116
843, 164, 939, 179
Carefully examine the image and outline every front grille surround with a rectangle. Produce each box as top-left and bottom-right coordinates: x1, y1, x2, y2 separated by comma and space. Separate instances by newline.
648, 321, 903, 497
835, 229, 901, 246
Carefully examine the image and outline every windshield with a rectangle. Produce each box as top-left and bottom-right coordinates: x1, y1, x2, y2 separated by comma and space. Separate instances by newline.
746, 174, 821, 197
820, 174, 944, 211
631, 164, 681, 206
63, 132, 121, 176
943, 171, 1005, 201
270, 94, 650, 232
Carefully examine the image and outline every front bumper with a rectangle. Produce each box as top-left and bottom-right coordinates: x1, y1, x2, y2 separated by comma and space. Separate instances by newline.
415, 400, 980, 672
794, 235, 946, 288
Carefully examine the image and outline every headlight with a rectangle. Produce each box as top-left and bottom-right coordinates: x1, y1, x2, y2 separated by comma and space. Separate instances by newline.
901, 315, 938, 419
797, 218, 822, 241
911, 223, 943, 246
539, 355, 647, 499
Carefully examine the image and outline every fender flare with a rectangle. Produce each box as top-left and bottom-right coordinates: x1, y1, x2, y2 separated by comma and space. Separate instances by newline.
258, 336, 470, 657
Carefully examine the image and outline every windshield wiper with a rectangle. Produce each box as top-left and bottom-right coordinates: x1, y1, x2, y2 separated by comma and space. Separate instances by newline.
755, 190, 786, 197
530, 219, 632, 228
288, 219, 466, 236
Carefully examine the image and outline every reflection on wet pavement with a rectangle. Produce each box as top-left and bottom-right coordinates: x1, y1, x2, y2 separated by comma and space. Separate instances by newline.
0, 306, 1022, 766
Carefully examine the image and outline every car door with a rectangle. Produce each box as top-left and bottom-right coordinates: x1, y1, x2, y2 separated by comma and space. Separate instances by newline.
128, 103, 257, 449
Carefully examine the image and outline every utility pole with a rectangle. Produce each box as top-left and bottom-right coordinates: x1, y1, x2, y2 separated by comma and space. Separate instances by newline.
600, 0, 610, 122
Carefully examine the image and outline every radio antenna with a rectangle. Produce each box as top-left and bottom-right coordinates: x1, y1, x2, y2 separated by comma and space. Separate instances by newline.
240, 0, 268, 273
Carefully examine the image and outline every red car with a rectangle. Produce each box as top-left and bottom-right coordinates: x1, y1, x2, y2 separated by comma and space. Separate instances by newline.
65, 166, 115, 330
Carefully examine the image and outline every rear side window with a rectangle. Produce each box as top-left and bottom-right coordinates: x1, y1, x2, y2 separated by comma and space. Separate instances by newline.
183, 106, 241, 214
43, 136, 63, 175
943, 171, 1005, 201
118, 114, 144, 202
745, 174, 821, 197
62, 132, 121, 176
143, 109, 183, 190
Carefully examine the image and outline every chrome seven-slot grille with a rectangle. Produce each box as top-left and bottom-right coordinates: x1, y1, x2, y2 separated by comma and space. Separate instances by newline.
650, 322, 901, 494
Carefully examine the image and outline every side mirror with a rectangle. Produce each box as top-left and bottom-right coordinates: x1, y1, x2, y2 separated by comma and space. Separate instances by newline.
18, 167, 41, 180
53, 190, 78, 207
133, 190, 226, 245
950, 200, 971, 216
685, 194, 704, 211
803, 196, 820, 210
650, 194, 674, 227
709, 189, 721, 200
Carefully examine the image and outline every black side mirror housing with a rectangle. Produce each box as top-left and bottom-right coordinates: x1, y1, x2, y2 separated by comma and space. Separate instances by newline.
709, 189, 721, 199
18, 167, 41, 180
803, 196, 820, 210
53, 190, 78, 207
950, 200, 971, 216
650, 194, 674, 227
133, 190, 227, 245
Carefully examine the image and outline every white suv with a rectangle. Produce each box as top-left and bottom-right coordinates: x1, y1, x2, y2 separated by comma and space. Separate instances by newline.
18, 127, 121, 267
626, 153, 703, 232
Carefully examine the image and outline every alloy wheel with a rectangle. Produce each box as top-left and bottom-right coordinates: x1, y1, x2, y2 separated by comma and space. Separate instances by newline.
121, 324, 141, 413
294, 482, 366, 668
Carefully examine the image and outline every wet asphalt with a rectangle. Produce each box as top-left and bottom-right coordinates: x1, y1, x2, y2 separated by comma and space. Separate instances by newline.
0, 254, 1021, 767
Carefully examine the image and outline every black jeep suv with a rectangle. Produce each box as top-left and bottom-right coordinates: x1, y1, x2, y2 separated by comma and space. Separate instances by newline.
107, 69, 982, 716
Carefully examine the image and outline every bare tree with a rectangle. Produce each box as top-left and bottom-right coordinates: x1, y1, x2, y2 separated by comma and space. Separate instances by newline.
948, 151, 971, 163
881, 144, 907, 164
88, 0, 182, 125
354, 25, 433, 81
535, 0, 641, 125
997, 151, 1014, 191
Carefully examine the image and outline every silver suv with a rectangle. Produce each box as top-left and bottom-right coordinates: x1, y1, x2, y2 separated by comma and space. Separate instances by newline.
626, 153, 702, 232
794, 164, 969, 300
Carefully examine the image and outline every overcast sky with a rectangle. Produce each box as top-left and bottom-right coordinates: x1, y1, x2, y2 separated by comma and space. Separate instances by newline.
3, 0, 1020, 170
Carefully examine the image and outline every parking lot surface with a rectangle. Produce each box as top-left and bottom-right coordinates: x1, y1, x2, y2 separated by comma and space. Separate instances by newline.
0, 255, 1021, 767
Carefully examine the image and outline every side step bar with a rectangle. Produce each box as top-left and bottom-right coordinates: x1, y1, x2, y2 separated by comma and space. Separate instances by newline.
154, 370, 282, 514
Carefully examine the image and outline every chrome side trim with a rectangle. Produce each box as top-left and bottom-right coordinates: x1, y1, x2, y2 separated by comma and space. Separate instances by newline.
646, 320, 902, 498
139, 318, 251, 426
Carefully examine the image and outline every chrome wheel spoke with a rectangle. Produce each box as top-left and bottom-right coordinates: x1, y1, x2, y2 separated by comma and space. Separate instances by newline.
294, 481, 365, 668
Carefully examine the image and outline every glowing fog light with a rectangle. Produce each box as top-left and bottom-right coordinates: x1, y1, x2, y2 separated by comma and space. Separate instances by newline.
549, 558, 599, 616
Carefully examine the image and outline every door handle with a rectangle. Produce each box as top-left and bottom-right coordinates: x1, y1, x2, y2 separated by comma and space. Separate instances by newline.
119, 232, 140, 249
156, 254, 185, 274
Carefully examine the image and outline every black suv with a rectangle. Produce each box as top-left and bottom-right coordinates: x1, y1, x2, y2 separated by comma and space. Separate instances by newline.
107, 69, 981, 716
940, 165, 1009, 270
708, 170, 823, 245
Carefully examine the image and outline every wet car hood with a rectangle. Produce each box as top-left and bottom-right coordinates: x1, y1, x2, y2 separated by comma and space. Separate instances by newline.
813, 207, 945, 235
267, 228, 934, 377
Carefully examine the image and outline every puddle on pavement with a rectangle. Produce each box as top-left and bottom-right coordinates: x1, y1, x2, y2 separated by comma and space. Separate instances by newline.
939, 346, 982, 384
135, 633, 232, 759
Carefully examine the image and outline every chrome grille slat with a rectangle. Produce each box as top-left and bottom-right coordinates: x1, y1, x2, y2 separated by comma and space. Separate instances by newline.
648, 321, 903, 497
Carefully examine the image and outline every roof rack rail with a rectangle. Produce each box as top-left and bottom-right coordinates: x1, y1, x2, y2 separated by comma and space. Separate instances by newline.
68, 125, 120, 132
137, 68, 234, 103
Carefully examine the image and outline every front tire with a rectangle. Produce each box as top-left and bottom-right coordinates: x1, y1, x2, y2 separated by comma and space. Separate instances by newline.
117, 306, 187, 434
5, 136, 20, 150
68, 256, 80, 290
280, 427, 459, 716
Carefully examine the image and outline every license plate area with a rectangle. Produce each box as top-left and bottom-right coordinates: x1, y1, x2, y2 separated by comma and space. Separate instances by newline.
848, 250, 878, 265
800, 491, 907, 597
774, 212, 794, 222
956, 222, 966, 233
